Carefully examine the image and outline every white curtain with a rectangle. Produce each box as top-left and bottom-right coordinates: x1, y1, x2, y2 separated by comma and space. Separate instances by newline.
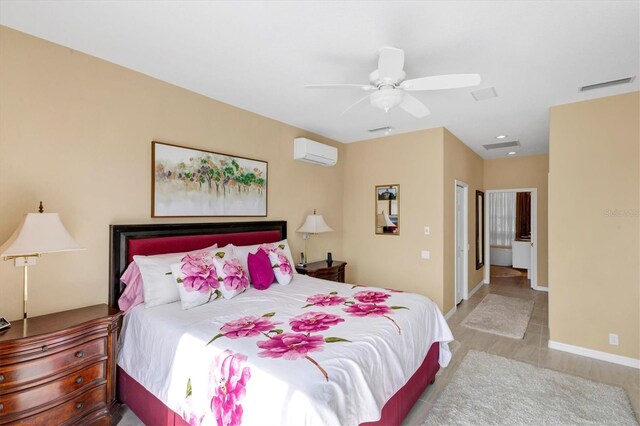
489, 192, 516, 247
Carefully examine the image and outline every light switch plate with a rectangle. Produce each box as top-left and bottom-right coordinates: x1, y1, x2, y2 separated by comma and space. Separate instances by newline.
609, 333, 619, 346
424, 226, 430, 235
421, 250, 430, 260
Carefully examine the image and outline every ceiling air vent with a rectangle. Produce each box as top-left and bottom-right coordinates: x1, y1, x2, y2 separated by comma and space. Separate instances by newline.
368, 126, 394, 134
471, 87, 498, 101
580, 77, 635, 91
483, 141, 520, 150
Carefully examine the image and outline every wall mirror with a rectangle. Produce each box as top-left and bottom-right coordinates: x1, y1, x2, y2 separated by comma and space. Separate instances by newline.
476, 190, 485, 269
375, 184, 399, 235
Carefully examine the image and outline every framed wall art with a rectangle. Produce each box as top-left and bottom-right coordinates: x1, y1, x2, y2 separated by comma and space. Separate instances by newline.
152, 141, 268, 217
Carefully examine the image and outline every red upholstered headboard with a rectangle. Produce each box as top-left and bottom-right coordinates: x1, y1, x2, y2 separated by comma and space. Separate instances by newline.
109, 221, 287, 308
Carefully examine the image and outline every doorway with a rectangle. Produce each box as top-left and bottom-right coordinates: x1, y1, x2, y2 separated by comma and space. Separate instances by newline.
484, 188, 539, 289
454, 181, 469, 304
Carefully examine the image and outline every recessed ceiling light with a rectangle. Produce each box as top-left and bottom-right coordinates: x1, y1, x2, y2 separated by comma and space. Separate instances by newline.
496, 135, 507, 139
508, 151, 516, 155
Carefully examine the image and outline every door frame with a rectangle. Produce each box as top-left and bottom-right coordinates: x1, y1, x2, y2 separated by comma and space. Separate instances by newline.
483, 188, 539, 289
454, 180, 469, 302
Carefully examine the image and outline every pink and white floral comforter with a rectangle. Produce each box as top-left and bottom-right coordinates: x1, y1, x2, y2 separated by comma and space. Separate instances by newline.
117, 274, 453, 426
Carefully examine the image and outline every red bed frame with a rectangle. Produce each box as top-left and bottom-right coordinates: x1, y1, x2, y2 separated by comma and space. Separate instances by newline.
109, 221, 440, 426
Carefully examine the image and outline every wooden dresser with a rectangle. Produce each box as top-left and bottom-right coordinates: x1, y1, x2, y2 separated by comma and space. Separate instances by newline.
0, 305, 122, 425
296, 260, 347, 283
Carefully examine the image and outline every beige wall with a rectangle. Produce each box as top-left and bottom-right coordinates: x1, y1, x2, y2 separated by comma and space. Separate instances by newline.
0, 26, 344, 321
342, 128, 446, 310
443, 129, 484, 313
549, 92, 639, 359
484, 155, 549, 287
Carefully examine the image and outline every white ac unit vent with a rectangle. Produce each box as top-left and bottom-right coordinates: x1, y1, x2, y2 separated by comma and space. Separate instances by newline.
293, 138, 338, 166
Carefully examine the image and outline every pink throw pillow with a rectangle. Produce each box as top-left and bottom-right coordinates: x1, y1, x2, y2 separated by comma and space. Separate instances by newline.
248, 249, 275, 290
118, 262, 144, 313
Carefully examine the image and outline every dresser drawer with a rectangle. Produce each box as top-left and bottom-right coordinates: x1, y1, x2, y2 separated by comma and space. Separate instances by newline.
0, 361, 105, 417
3, 384, 107, 426
0, 338, 106, 390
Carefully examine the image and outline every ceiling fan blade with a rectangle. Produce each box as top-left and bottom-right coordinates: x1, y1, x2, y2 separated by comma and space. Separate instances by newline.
341, 94, 372, 115
400, 74, 481, 91
399, 93, 430, 118
305, 84, 375, 91
378, 47, 405, 81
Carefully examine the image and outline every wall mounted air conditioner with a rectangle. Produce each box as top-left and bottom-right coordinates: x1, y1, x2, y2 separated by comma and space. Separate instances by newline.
293, 138, 338, 166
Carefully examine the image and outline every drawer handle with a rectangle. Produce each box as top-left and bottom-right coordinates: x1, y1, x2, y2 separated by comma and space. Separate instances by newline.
0, 373, 4, 382
76, 402, 84, 410
41, 345, 48, 352
75, 376, 84, 384
0, 402, 3, 411
75, 350, 85, 358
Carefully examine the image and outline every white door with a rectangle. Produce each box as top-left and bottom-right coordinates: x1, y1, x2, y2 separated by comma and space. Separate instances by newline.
455, 185, 465, 304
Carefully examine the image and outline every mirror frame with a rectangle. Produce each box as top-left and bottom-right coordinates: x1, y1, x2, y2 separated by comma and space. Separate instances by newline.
475, 190, 485, 270
375, 184, 400, 236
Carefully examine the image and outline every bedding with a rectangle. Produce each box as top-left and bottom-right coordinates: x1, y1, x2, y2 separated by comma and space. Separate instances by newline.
118, 274, 453, 426
118, 261, 144, 312
247, 249, 274, 290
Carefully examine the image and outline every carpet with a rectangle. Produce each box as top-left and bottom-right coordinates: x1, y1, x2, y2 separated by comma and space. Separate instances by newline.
461, 294, 533, 339
424, 351, 638, 426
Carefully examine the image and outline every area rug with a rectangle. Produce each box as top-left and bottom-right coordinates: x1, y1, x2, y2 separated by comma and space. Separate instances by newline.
461, 294, 533, 339
491, 265, 526, 278
424, 350, 638, 426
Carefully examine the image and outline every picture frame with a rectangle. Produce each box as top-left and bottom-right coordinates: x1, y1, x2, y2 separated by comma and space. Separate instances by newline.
152, 141, 268, 217
476, 190, 485, 269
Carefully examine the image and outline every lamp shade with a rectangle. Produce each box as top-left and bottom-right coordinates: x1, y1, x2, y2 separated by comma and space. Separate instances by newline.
376, 211, 395, 227
297, 214, 333, 234
0, 213, 83, 257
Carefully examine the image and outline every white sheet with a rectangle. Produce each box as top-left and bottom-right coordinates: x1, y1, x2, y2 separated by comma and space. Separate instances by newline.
118, 275, 453, 426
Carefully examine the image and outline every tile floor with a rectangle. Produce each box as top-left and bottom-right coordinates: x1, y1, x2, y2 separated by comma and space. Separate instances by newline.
113, 272, 640, 425
402, 273, 640, 425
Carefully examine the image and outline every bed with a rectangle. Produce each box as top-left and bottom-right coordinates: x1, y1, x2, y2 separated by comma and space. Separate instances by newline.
109, 221, 453, 426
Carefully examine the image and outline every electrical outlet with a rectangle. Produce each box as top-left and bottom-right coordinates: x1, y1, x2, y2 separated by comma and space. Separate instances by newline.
609, 333, 619, 346
424, 226, 430, 235
14, 257, 36, 267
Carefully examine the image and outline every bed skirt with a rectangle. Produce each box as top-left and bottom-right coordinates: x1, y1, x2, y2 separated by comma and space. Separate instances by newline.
117, 342, 439, 426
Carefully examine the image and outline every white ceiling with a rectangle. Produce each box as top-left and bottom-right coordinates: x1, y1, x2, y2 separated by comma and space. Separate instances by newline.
1, 1, 638, 159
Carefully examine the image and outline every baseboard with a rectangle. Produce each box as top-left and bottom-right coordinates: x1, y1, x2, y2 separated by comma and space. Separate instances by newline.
467, 280, 484, 299
533, 285, 548, 292
548, 340, 640, 369
444, 306, 456, 320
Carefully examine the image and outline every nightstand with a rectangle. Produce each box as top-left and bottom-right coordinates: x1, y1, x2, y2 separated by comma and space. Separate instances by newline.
296, 260, 347, 283
0, 304, 122, 425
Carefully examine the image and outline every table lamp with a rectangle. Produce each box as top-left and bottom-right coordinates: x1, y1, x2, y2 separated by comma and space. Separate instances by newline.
297, 210, 333, 266
0, 202, 83, 320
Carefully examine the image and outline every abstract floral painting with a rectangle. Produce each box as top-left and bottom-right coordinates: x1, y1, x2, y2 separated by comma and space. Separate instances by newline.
152, 141, 267, 217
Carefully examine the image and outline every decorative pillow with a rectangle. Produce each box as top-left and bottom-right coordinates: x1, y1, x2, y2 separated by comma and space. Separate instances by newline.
247, 249, 275, 290
118, 261, 144, 313
267, 250, 293, 286
232, 239, 297, 279
169, 246, 234, 310
212, 255, 250, 299
134, 244, 217, 309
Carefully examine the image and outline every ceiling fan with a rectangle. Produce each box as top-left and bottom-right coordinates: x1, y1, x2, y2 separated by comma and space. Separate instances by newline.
305, 47, 481, 118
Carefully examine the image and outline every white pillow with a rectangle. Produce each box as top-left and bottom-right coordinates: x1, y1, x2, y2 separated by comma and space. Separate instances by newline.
134, 244, 217, 309
232, 239, 297, 278
169, 246, 235, 309
268, 250, 293, 285
212, 254, 250, 300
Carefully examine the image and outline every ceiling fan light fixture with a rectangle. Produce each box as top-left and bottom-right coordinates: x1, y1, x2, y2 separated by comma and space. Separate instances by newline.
370, 88, 404, 112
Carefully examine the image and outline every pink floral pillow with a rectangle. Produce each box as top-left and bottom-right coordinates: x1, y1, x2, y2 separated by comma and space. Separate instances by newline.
169, 247, 233, 310
212, 255, 250, 299
247, 249, 275, 290
118, 261, 144, 313
267, 250, 293, 286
